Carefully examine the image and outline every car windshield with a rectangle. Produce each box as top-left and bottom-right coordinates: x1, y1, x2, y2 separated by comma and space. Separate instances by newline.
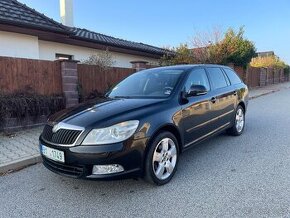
108, 68, 184, 98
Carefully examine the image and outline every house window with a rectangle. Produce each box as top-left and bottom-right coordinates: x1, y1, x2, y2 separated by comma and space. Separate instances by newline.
55, 53, 74, 60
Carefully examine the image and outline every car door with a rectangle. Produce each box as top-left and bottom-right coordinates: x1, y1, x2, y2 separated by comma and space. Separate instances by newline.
180, 68, 217, 147
205, 67, 236, 129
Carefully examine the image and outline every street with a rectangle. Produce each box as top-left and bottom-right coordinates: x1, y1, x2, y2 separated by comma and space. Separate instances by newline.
1, 89, 290, 218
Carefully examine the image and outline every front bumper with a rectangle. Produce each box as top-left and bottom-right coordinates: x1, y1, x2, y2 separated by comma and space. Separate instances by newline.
39, 137, 148, 180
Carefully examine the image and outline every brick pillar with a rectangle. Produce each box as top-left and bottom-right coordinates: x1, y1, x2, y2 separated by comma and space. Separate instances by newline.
130, 61, 148, 71
59, 60, 79, 108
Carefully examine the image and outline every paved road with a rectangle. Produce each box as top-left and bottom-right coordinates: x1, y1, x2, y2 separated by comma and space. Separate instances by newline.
1, 89, 290, 218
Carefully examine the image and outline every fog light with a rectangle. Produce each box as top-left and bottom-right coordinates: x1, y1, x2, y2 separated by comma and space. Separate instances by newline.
92, 164, 124, 175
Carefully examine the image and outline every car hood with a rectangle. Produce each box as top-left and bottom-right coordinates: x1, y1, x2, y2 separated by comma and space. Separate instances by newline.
48, 97, 166, 128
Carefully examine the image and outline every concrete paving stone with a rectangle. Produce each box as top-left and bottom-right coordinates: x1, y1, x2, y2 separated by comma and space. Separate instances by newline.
14, 151, 29, 156
0, 126, 43, 170
0, 157, 11, 164
3, 151, 16, 156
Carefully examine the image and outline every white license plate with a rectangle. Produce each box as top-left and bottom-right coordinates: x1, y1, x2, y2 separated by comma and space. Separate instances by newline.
41, 145, 65, 163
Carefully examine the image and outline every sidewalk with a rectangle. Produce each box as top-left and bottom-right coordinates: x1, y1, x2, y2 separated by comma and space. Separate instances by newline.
249, 81, 290, 99
1, 82, 290, 174
0, 127, 43, 174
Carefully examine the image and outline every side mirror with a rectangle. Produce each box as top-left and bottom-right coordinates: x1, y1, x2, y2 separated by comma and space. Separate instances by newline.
186, 85, 208, 97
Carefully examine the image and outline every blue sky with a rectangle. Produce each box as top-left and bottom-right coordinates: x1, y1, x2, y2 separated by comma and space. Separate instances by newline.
20, 0, 290, 63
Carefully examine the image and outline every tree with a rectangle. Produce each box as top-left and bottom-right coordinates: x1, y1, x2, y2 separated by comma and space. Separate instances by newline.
220, 27, 256, 67
160, 26, 256, 68
159, 44, 193, 66
191, 26, 223, 63
81, 49, 115, 70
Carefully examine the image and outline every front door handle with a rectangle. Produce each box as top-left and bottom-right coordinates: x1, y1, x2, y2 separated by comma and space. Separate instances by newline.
211, 97, 217, 103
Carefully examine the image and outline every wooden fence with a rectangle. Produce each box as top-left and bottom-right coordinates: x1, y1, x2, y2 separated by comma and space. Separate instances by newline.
232, 65, 287, 88
77, 64, 136, 96
0, 56, 289, 97
0, 56, 62, 95
247, 67, 261, 87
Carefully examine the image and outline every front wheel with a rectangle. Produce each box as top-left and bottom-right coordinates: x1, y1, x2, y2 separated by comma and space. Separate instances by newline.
227, 105, 245, 136
144, 131, 179, 185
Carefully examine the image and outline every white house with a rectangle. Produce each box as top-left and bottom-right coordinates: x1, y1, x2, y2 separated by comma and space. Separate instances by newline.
0, 0, 170, 68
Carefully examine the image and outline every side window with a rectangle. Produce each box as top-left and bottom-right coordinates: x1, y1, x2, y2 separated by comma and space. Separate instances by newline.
207, 67, 228, 90
184, 68, 210, 92
223, 68, 242, 85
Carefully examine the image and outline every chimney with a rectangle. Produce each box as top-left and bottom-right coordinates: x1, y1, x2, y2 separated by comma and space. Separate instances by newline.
60, 0, 74, 27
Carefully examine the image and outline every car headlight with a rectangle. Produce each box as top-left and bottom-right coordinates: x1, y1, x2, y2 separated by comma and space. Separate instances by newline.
82, 120, 139, 145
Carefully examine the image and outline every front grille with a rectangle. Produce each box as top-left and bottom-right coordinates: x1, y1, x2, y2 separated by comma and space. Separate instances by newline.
43, 157, 85, 178
41, 125, 82, 145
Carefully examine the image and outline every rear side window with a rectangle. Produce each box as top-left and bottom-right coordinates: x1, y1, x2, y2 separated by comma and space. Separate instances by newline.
206, 67, 228, 90
223, 68, 242, 85
184, 68, 210, 92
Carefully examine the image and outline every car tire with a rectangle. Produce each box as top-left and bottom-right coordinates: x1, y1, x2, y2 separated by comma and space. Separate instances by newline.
227, 105, 245, 136
144, 131, 179, 185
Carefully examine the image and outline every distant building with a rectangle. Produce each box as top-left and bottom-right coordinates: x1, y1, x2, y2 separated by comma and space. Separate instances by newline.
256, 51, 275, 57
0, 0, 171, 68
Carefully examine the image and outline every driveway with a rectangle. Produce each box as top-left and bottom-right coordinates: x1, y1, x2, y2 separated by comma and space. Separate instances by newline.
0, 89, 290, 218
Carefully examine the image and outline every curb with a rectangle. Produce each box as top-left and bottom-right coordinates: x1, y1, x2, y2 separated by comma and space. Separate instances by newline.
249, 89, 279, 100
0, 154, 42, 175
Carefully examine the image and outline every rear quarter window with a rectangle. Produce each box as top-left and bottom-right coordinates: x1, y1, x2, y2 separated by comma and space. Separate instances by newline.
223, 68, 242, 85
206, 67, 228, 90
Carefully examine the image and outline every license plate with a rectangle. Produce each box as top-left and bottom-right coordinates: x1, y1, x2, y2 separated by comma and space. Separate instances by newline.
41, 145, 65, 163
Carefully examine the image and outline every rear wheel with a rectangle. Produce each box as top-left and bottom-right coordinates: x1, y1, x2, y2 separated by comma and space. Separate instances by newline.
227, 105, 245, 136
144, 131, 179, 185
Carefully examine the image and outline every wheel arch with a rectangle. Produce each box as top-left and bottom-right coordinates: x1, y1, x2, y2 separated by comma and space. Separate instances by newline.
145, 124, 184, 158
238, 101, 246, 113
142, 123, 183, 178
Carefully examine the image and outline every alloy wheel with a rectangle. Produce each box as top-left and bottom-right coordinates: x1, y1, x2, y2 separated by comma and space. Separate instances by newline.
152, 138, 177, 180
235, 108, 244, 133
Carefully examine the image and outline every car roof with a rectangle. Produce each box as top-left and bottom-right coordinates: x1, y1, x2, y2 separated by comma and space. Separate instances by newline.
149, 64, 231, 71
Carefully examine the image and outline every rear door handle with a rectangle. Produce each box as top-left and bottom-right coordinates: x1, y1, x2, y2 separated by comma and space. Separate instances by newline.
211, 97, 217, 103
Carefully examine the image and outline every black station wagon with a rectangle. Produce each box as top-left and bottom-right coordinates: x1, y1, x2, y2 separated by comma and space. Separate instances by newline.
40, 64, 248, 185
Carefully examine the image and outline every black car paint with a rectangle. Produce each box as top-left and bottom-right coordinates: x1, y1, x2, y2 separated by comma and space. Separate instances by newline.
40, 64, 248, 179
